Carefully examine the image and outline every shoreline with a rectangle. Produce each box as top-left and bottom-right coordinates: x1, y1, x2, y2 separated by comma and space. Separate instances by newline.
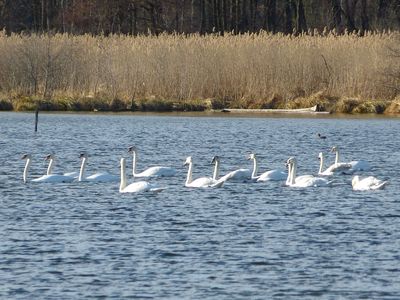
2, 110, 399, 120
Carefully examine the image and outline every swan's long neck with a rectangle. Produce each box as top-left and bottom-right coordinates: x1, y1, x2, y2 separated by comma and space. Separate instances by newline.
285, 163, 291, 185
318, 154, 324, 174
185, 162, 193, 185
78, 157, 87, 181
212, 160, 220, 180
23, 158, 31, 183
335, 149, 340, 164
46, 158, 55, 175
251, 157, 259, 178
290, 161, 297, 185
132, 150, 138, 176
120, 158, 127, 191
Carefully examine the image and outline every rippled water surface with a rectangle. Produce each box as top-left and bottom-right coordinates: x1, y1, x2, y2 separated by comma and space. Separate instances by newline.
0, 112, 399, 299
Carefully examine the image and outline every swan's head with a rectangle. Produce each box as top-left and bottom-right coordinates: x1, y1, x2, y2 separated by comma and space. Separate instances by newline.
79, 152, 88, 159
45, 154, 54, 161
21, 153, 31, 160
184, 156, 192, 166
285, 157, 296, 167
247, 153, 256, 160
127, 146, 137, 153
318, 152, 323, 160
352, 175, 360, 187
211, 156, 220, 164
331, 146, 338, 153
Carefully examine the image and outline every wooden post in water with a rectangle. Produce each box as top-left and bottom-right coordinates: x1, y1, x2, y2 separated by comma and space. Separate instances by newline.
34, 106, 39, 132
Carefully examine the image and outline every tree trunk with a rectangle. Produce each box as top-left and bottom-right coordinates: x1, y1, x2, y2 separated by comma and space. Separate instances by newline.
330, 0, 342, 33
240, 0, 248, 32
343, 0, 358, 32
222, 0, 227, 32
175, 0, 180, 32
264, 0, 276, 32
130, 3, 138, 35
377, 0, 389, 29
360, 0, 369, 33
395, 0, 400, 27
60, 0, 65, 32
296, 0, 307, 33
181, 0, 186, 33
250, 0, 258, 32
46, 0, 50, 31
212, 0, 218, 32
285, 0, 293, 34
41, 0, 45, 32
234, 0, 240, 33
200, 0, 206, 34
190, 0, 195, 31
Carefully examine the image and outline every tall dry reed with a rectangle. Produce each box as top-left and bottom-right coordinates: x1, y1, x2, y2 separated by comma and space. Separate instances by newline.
0, 31, 398, 108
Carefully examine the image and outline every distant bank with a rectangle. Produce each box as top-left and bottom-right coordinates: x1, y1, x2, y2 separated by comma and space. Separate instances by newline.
0, 32, 399, 115
0, 94, 399, 114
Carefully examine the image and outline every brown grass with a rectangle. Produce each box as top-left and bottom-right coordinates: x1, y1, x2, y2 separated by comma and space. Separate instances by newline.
384, 97, 400, 114
0, 31, 398, 113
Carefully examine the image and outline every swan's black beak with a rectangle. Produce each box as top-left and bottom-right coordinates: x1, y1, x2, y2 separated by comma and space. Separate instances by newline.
128, 146, 136, 153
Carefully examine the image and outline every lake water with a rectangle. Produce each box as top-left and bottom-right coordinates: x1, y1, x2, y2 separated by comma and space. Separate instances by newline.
0, 112, 399, 299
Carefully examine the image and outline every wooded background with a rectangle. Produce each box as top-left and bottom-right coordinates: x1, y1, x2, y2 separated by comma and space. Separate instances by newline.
1, 0, 399, 35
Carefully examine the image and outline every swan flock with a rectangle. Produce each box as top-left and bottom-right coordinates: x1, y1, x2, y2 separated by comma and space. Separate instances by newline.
20, 145, 388, 192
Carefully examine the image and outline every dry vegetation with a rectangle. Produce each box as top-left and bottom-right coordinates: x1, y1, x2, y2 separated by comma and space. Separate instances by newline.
0, 31, 399, 113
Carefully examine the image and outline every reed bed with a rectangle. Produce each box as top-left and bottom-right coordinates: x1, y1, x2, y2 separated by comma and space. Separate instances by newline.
0, 31, 398, 113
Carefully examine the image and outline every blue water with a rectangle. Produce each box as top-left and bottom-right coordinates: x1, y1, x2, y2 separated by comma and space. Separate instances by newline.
0, 112, 399, 299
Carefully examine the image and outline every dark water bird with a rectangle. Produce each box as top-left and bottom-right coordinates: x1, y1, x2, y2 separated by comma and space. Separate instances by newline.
317, 133, 327, 139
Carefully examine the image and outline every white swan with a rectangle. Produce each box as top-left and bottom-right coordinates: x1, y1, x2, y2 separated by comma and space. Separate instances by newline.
78, 153, 119, 182
210, 155, 252, 183
119, 158, 164, 193
285, 157, 332, 188
128, 146, 176, 178
45, 154, 79, 178
21, 154, 74, 183
248, 153, 287, 182
331, 146, 371, 172
318, 152, 352, 176
352, 175, 388, 191
184, 156, 224, 188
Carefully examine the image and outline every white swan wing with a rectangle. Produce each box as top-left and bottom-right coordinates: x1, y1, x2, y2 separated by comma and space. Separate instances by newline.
32, 174, 75, 183
86, 172, 119, 182
290, 175, 331, 187
353, 176, 387, 191
257, 169, 287, 182
186, 177, 215, 188
135, 166, 176, 178
219, 168, 251, 182
64, 171, 79, 179
121, 181, 164, 193
324, 163, 353, 175
349, 160, 371, 172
